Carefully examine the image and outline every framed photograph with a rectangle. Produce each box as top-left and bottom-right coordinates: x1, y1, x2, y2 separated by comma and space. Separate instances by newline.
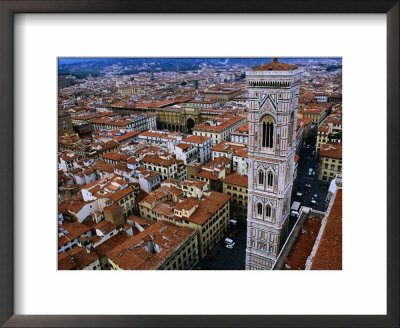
1, 1, 398, 327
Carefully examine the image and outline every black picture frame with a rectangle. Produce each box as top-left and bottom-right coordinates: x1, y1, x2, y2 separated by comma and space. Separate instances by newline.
0, 1, 398, 327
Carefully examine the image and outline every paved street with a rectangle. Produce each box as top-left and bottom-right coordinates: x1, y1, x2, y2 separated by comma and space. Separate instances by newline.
195, 220, 247, 270
292, 129, 329, 212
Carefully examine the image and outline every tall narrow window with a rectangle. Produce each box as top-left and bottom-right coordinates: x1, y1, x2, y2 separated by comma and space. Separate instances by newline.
258, 170, 264, 185
266, 205, 271, 217
268, 122, 273, 147
257, 203, 263, 216
262, 122, 266, 147
262, 120, 274, 148
288, 112, 294, 145
267, 172, 273, 187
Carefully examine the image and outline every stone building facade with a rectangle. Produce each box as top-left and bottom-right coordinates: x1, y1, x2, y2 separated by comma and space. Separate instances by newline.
245, 59, 301, 270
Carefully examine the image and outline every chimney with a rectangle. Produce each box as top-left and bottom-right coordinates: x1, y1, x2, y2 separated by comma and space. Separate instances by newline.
147, 241, 156, 254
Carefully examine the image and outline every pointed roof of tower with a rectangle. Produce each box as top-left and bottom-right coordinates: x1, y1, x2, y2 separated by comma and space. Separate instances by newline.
253, 58, 298, 71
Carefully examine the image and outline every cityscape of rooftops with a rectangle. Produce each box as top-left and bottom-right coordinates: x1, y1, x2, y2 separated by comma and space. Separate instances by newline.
58, 57, 342, 270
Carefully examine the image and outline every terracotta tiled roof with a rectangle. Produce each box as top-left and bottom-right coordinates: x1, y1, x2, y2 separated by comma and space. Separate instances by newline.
311, 189, 342, 270
176, 143, 191, 150
284, 217, 323, 270
253, 58, 298, 71
182, 135, 211, 144
185, 192, 230, 225
222, 173, 248, 188
106, 186, 134, 203
318, 125, 330, 133
58, 221, 92, 247
94, 220, 116, 234
106, 221, 196, 270
58, 245, 99, 270
320, 143, 342, 159
193, 116, 244, 132
94, 231, 130, 258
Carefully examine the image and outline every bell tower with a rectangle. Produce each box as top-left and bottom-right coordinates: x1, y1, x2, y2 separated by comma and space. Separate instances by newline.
245, 59, 301, 270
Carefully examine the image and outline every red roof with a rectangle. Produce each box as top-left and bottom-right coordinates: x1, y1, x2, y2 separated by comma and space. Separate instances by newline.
253, 58, 298, 71
284, 217, 323, 270
320, 143, 342, 159
193, 116, 245, 132
311, 189, 342, 270
222, 173, 248, 188
183, 135, 211, 144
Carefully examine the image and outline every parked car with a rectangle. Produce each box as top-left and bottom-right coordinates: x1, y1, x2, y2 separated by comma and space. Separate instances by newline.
226, 244, 234, 249
313, 194, 319, 200
308, 168, 313, 176
224, 238, 234, 245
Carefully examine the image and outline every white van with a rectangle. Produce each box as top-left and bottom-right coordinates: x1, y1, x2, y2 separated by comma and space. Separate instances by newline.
290, 201, 301, 218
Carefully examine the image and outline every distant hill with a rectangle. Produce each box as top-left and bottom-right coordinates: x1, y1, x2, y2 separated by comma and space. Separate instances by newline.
58, 57, 342, 74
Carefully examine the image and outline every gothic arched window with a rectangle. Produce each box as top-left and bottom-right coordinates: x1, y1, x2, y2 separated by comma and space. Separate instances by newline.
258, 170, 264, 185
266, 205, 272, 217
261, 116, 274, 148
257, 203, 263, 216
267, 172, 273, 187
288, 112, 294, 145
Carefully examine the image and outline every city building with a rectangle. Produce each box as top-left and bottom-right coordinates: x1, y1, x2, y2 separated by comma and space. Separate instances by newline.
297, 103, 331, 127
195, 156, 231, 192
246, 58, 301, 270
106, 220, 199, 270
211, 141, 247, 161
316, 114, 342, 152
319, 143, 342, 182
175, 142, 199, 165
230, 122, 249, 144
192, 116, 246, 146
141, 154, 182, 181
58, 110, 74, 136
222, 172, 248, 220
58, 245, 101, 270
58, 221, 92, 253
181, 135, 213, 164
203, 87, 243, 104
138, 185, 230, 258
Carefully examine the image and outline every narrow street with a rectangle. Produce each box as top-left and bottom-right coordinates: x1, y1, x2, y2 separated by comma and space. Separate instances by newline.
195, 220, 247, 270
292, 128, 329, 212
